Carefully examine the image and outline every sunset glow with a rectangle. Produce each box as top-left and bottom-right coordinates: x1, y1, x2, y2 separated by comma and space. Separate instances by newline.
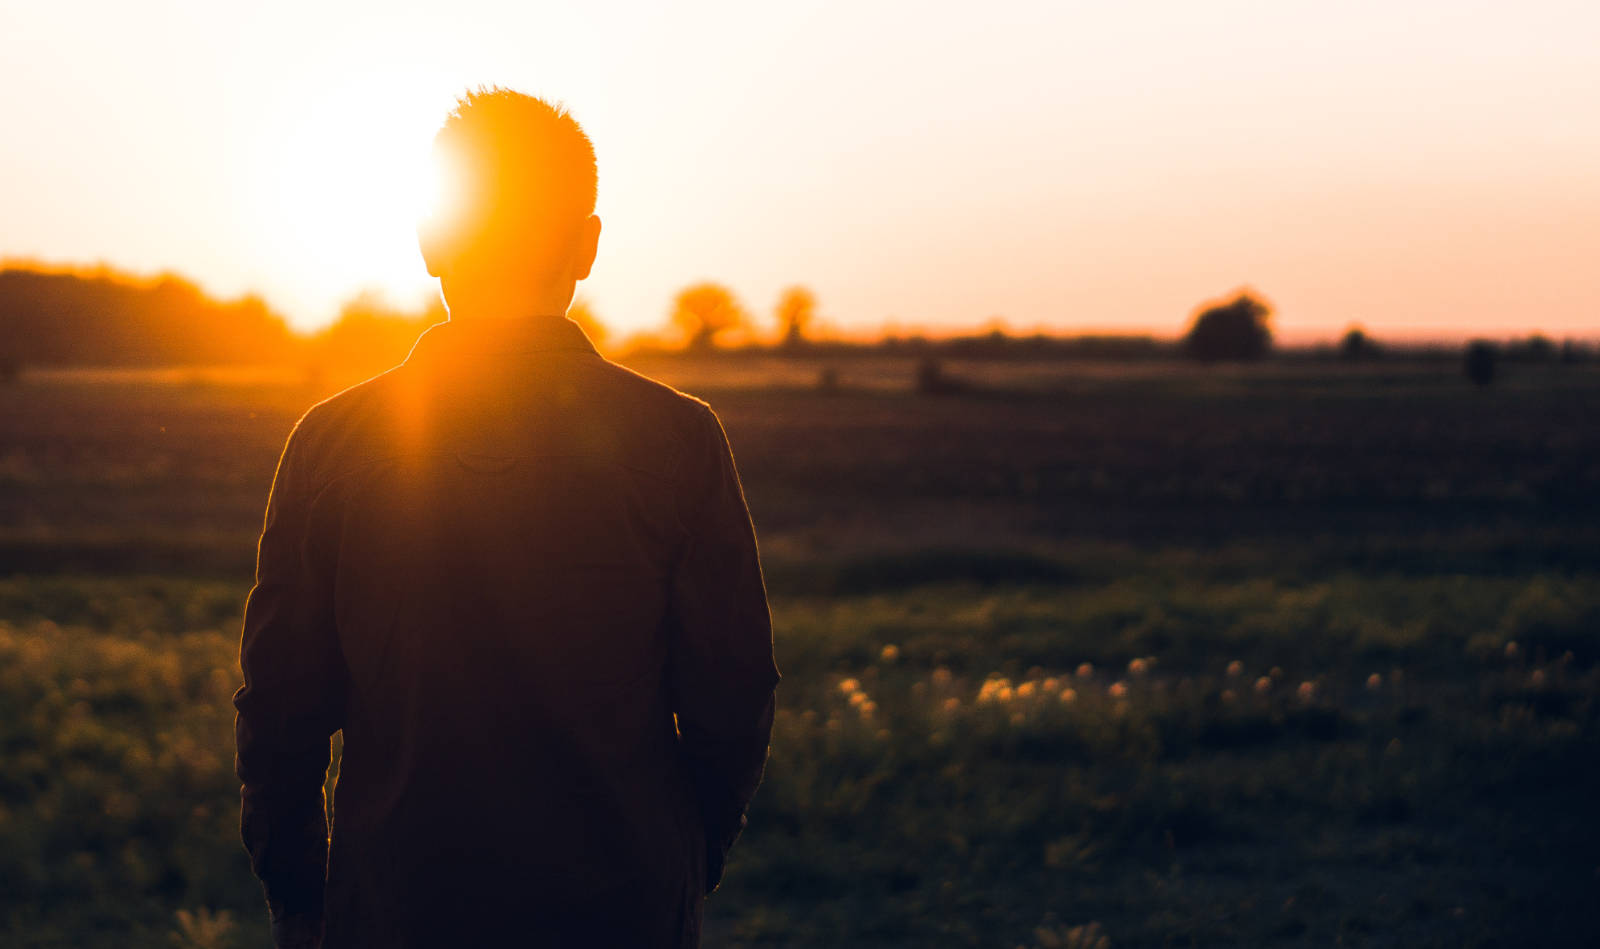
2, 1, 1597, 339
247, 73, 457, 327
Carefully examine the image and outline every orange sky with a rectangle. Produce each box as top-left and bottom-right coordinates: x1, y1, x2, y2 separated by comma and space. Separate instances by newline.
1, 1, 1596, 341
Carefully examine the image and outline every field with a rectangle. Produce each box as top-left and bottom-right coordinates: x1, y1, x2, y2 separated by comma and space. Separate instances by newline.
2, 357, 1598, 947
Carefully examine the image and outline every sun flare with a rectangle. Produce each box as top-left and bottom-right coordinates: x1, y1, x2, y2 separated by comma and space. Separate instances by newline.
264, 76, 458, 322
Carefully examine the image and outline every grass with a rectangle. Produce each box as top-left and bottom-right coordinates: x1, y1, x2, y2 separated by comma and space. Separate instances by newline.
0, 358, 1597, 946
2, 568, 1594, 947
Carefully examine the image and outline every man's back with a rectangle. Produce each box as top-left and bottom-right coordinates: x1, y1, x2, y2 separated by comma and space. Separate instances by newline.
234, 316, 780, 948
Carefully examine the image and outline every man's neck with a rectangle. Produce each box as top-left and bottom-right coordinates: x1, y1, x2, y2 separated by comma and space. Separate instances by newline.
439, 280, 574, 323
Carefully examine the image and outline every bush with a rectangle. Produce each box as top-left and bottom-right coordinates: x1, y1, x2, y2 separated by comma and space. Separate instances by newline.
1183, 291, 1273, 362
914, 357, 967, 395
1338, 327, 1381, 362
1464, 340, 1497, 387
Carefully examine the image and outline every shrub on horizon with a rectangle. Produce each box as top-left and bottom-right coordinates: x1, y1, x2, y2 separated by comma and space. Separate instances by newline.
1183, 290, 1274, 363
1465, 339, 1497, 387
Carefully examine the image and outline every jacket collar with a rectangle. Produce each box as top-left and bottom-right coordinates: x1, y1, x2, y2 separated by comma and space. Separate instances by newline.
404, 316, 599, 368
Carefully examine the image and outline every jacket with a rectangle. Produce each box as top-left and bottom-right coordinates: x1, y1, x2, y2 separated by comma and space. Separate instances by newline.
233, 316, 780, 948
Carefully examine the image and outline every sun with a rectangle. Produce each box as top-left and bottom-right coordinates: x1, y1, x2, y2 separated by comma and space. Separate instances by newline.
264, 75, 458, 324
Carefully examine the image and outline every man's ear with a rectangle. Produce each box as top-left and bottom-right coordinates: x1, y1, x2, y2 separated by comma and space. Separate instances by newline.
572, 215, 602, 281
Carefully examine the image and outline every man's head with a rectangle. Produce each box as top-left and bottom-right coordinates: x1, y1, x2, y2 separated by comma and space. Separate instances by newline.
418, 88, 601, 319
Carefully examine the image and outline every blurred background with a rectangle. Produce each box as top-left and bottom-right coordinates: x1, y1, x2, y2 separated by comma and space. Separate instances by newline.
1, 2, 1597, 946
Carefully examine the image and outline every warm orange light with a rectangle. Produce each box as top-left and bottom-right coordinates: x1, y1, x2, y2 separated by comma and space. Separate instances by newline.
419, 146, 463, 233
264, 76, 454, 310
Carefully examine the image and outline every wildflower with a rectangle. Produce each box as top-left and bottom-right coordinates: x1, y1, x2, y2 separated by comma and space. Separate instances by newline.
880, 644, 899, 663
838, 678, 860, 694
1009, 712, 1025, 726
1296, 681, 1316, 702
1226, 660, 1244, 677
1016, 681, 1038, 699
977, 678, 1012, 704
1108, 681, 1128, 699
849, 691, 868, 707
1059, 688, 1077, 703
1530, 669, 1546, 687
1042, 677, 1060, 691
1254, 676, 1272, 694
1366, 673, 1382, 691
1075, 663, 1094, 679
859, 700, 876, 718
1221, 689, 1237, 704
931, 667, 953, 686
1504, 641, 1520, 660
1269, 666, 1284, 680
1128, 658, 1149, 677
942, 697, 960, 712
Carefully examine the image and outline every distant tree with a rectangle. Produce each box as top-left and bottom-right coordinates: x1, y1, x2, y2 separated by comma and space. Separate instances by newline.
566, 298, 608, 350
1516, 334, 1556, 363
671, 283, 746, 350
1338, 326, 1382, 362
1560, 339, 1590, 364
0, 264, 299, 367
310, 291, 435, 379
776, 286, 817, 349
1464, 340, 1497, 387
915, 356, 969, 395
1183, 290, 1273, 362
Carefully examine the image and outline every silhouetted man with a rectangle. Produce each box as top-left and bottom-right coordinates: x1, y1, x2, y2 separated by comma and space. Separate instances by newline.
234, 89, 780, 949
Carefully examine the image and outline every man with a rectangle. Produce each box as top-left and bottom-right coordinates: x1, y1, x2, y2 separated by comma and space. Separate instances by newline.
234, 88, 780, 949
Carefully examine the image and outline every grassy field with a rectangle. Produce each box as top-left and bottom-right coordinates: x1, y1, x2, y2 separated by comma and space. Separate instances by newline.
1, 357, 1597, 947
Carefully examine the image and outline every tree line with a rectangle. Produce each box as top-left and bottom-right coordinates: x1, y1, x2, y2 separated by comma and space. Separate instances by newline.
0, 264, 1590, 382
0, 266, 298, 370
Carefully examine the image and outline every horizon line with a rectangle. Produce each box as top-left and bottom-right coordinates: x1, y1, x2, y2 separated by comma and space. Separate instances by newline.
5, 256, 1595, 349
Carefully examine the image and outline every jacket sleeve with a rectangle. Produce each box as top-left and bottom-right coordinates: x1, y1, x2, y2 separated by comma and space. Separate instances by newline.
667, 405, 781, 894
234, 422, 346, 930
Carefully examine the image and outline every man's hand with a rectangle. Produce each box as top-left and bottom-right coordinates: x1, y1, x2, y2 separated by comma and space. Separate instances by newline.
271, 913, 324, 949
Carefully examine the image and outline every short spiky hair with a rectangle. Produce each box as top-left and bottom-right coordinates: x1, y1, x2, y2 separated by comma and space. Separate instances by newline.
431, 87, 597, 257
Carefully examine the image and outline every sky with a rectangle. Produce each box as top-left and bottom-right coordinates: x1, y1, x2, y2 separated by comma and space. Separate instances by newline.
1, 0, 1597, 341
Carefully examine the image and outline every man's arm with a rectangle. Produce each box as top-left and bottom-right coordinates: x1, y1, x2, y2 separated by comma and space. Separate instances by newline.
668, 405, 781, 894
233, 423, 345, 946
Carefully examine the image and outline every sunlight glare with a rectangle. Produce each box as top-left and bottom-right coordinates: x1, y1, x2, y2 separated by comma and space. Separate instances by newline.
268, 76, 455, 319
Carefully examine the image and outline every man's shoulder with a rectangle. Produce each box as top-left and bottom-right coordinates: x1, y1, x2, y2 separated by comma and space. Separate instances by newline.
282, 357, 722, 483
581, 358, 729, 476
292, 366, 406, 437
278, 366, 409, 477
589, 356, 715, 424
